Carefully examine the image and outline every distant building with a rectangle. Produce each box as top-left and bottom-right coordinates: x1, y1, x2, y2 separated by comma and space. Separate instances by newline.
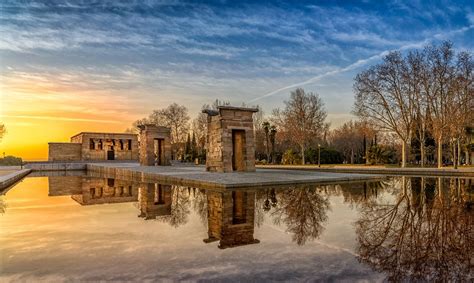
48, 132, 139, 161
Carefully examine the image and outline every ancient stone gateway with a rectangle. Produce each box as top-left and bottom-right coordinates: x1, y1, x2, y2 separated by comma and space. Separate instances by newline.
138, 124, 172, 166
203, 106, 259, 172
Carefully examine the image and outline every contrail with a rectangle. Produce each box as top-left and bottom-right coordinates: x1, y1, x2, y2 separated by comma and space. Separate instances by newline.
248, 25, 474, 103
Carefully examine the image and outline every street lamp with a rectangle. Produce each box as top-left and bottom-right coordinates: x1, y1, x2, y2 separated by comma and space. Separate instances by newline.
318, 144, 321, 168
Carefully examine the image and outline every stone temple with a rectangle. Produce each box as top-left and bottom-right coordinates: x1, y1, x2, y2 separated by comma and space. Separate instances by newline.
48, 132, 139, 162
203, 106, 259, 172
138, 124, 172, 166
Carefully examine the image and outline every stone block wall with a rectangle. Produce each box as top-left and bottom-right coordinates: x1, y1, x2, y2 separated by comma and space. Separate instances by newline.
75, 133, 139, 161
48, 142, 82, 161
138, 183, 172, 219
204, 106, 258, 172
205, 190, 259, 249
138, 125, 172, 166
71, 177, 138, 205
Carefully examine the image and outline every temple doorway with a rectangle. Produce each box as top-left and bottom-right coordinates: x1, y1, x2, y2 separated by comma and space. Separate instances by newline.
107, 149, 114, 160
154, 138, 164, 165
232, 130, 246, 171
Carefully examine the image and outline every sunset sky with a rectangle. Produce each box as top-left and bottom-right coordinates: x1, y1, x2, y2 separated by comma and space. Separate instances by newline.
1, 0, 473, 160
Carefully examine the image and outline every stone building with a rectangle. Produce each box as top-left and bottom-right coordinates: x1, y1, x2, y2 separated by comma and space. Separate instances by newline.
203, 106, 258, 172
138, 183, 172, 220
204, 189, 259, 249
48, 132, 139, 162
67, 177, 138, 205
138, 124, 172, 166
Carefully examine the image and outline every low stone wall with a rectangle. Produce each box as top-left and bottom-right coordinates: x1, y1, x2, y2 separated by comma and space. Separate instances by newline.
0, 169, 32, 192
49, 142, 82, 161
25, 162, 87, 171
258, 165, 474, 177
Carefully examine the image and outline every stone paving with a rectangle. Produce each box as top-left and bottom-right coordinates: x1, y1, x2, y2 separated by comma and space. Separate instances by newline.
0, 169, 32, 192
87, 162, 382, 189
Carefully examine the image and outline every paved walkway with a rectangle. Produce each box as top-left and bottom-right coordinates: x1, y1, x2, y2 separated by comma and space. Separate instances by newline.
0, 169, 32, 192
87, 163, 382, 189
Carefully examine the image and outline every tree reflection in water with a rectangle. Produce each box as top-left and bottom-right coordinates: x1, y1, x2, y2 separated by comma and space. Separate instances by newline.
355, 177, 474, 281
192, 188, 208, 226
158, 186, 192, 227
0, 196, 6, 214
270, 185, 331, 245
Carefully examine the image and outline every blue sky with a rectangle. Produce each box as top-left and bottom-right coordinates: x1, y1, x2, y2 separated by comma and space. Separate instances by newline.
1, 0, 473, 129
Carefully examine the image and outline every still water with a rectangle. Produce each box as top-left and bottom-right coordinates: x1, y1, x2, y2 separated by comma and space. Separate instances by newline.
0, 173, 473, 282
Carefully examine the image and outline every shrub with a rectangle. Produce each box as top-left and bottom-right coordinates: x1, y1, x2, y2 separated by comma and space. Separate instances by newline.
282, 149, 301, 165
0, 155, 23, 166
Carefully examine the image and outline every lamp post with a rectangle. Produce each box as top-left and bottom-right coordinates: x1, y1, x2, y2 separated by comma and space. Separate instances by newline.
318, 144, 321, 168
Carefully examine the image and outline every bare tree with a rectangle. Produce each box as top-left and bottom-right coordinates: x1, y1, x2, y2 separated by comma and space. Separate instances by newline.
354, 51, 416, 167
424, 42, 473, 168
262, 121, 270, 161
407, 50, 429, 167
192, 104, 210, 158
272, 88, 327, 165
450, 51, 473, 168
330, 121, 365, 164
134, 103, 190, 159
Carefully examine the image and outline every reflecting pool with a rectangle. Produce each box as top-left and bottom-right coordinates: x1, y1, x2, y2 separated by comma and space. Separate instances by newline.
1, 173, 473, 281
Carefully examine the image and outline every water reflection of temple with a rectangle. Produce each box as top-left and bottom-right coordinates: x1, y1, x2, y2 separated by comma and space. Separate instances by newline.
137, 183, 172, 219
70, 178, 138, 205
204, 190, 260, 249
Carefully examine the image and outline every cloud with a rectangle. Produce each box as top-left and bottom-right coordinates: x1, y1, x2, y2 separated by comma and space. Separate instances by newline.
0, 114, 121, 124
248, 23, 474, 103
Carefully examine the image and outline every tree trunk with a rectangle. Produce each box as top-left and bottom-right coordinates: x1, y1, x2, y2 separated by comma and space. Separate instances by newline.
465, 150, 470, 166
301, 144, 305, 165
437, 136, 443, 168
350, 148, 354, 164
457, 139, 461, 167
420, 141, 425, 167
364, 136, 369, 165
401, 140, 407, 168
271, 142, 275, 164
265, 133, 270, 162
453, 140, 457, 169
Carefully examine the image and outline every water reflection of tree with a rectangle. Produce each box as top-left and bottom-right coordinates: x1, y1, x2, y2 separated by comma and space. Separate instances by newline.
336, 180, 390, 209
356, 177, 474, 281
0, 196, 6, 214
271, 186, 330, 245
158, 186, 191, 227
192, 188, 208, 226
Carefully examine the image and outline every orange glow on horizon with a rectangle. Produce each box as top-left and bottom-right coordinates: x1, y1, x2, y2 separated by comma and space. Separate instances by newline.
0, 75, 141, 161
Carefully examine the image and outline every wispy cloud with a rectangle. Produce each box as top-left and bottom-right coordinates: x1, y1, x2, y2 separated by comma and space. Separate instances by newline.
1, 0, 472, 126
248, 22, 474, 103
0, 114, 121, 124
